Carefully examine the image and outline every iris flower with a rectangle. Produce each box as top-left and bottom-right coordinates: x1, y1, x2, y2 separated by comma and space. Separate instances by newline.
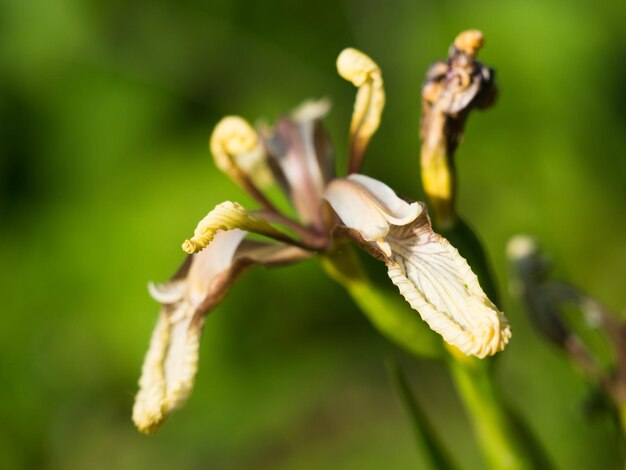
133, 48, 511, 434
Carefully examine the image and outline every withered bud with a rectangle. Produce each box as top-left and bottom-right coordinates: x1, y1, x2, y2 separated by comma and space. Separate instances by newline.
419, 29, 498, 228
422, 29, 497, 122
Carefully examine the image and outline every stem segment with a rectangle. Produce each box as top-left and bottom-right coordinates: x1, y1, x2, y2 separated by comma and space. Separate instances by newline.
447, 352, 534, 469
323, 242, 551, 469
321, 243, 443, 359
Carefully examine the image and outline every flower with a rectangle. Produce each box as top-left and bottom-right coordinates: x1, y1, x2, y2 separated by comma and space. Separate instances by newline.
132, 47, 511, 434
420, 30, 498, 228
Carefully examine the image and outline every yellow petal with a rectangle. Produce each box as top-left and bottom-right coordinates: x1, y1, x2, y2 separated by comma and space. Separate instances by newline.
210, 116, 272, 188
454, 29, 484, 56
132, 307, 201, 434
181, 201, 289, 254
336, 48, 385, 172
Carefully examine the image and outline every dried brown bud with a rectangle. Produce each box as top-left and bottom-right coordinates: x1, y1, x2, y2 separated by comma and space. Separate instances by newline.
419, 30, 498, 228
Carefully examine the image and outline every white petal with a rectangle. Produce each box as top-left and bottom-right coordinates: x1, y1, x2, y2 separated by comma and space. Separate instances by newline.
133, 230, 246, 433
291, 98, 331, 122
162, 306, 201, 409
186, 229, 247, 304
147, 279, 186, 304
384, 210, 511, 358
132, 312, 169, 434
324, 175, 420, 241
346, 174, 421, 225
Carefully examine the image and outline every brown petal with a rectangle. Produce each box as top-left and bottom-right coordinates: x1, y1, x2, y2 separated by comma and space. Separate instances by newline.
263, 100, 334, 229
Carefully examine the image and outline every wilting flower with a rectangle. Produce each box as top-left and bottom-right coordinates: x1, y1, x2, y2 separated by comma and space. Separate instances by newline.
133, 47, 511, 433
420, 30, 498, 228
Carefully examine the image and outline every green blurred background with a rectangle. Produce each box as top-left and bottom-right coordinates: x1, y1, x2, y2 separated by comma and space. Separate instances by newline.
1, 0, 625, 468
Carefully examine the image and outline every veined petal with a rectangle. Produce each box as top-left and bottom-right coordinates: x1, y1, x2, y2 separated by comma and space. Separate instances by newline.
133, 229, 246, 434
324, 174, 420, 241
181, 201, 296, 254
336, 48, 385, 173
133, 230, 311, 434
328, 178, 511, 357
384, 211, 511, 358
210, 116, 273, 189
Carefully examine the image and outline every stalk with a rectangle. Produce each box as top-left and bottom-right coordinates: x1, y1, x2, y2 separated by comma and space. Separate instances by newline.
323, 244, 550, 469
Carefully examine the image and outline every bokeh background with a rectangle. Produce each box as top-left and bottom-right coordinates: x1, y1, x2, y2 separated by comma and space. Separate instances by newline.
1, 0, 625, 468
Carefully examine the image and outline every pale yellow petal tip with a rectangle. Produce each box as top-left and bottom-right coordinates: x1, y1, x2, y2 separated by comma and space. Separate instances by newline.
438, 299, 511, 359
182, 201, 284, 254
181, 201, 246, 254
210, 116, 267, 186
506, 235, 539, 261
336, 48, 380, 86
182, 239, 202, 254
211, 116, 258, 158
472, 317, 512, 359
132, 400, 165, 434
454, 30, 484, 55
291, 98, 332, 122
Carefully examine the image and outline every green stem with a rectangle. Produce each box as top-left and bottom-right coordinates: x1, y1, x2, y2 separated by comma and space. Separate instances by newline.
321, 243, 444, 359
447, 355, 534, 469
440, 220, 552, 469
322, 242, 551, 469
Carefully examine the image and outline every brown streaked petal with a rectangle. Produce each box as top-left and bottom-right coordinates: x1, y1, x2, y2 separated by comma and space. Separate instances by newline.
324, 174, 420, 241
292, 100, 336, 186
263, 99, 334, 229
133, 231, 310, 434
336, 48, 385, 173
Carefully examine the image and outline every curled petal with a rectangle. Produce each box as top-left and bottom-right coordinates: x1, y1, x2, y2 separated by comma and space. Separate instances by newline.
210, 116, 273, 189
324, 174, 420, 241
182, 201, 295, 254
134, 230, 311, 433
336, 48, 385, 173
148, 279, 186, 304
133, 230, 246, 434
